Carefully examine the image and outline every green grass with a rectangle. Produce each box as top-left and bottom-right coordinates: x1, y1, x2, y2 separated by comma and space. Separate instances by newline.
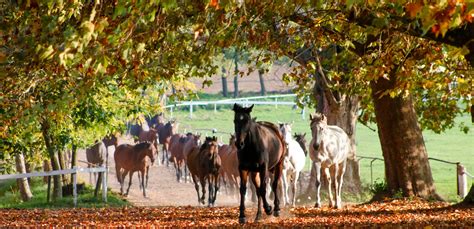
169, 93, 474, 203
0, 177, 130, 209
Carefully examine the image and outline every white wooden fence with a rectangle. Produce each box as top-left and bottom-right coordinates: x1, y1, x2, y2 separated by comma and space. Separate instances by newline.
0, 167, 107, 207
165, 94, 307, 119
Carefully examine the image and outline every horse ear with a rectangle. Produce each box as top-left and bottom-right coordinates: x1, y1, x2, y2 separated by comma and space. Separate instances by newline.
233, 103, 240, 111
248, 104, 254, 112
303, 133, 306, 137
252, 117, 257, 122
309, 114, 313, 120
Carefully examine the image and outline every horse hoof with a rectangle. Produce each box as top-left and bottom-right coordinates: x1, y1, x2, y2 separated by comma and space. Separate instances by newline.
314, 203, 321, 208
273, 210, 280, 217
254, 214, 262, 222
264, 206, 273, 215
239, 217, 247, 224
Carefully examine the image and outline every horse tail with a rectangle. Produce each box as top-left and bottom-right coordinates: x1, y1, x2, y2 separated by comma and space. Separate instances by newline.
115, 165, 121, 183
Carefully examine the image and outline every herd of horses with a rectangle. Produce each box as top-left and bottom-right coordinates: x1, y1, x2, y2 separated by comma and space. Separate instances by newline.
85, 104, 350, 223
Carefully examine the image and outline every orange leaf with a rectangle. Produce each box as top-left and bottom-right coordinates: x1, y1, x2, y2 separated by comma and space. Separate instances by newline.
405, 2, 423, 18
209, 0, 219, 9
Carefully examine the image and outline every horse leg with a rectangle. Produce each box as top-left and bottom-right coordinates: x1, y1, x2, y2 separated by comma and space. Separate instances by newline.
292, 171, 300, 207
191, 175, 201, 204
120, 170, 129, 196
214, 173, 220, 205
281, 168, 289, 206
141, 169, 147, 198
336, 161, 346, 209
269, 165, 281, 217
173, 157, 180, 182
146, 166, 150, 189
325, 167, 334, 208
238, 170, 249, 224
208, 176, 213, 207
314, 162, 322, 208
126, 171, 134, 196
250, 172, 263, 222
200, 177, 206, 205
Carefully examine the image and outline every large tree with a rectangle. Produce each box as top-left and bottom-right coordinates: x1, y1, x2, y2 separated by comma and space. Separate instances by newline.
199, 1, 471, 200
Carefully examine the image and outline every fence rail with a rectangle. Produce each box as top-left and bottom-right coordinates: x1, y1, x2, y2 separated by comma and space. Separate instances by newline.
357, 155, 471, 198
0, 167, 107, 206
164, 94, 307, 119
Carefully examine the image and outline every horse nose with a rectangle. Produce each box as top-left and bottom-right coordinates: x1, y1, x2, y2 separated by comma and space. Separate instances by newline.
313, 143, 320, 150
239, 141, 245, 148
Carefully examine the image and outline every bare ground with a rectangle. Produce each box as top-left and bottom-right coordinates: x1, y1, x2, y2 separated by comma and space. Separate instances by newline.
77, 135, 246, 207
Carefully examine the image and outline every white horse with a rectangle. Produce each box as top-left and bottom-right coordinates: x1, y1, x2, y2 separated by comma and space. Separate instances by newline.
279, 123, 306, 207
309, 113, 349, 209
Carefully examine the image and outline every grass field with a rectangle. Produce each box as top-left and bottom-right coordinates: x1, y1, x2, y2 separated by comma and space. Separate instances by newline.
167, 94, 473, 202
0, 177, 129, 209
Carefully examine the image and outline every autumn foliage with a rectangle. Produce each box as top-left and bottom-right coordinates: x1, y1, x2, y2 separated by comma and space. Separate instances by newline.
0, 199, 472, 227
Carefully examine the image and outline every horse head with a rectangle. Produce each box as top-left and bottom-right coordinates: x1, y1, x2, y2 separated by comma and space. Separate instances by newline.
232, 103, 254, 150
203, 136, 220, 170
279, 123, 293, 142
146, 142, 157, 164
294, 132, 308, 156
310, 113, 327, 150
229, 134, 236, 147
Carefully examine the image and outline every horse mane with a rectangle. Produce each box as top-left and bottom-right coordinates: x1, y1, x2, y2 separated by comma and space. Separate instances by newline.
134, 142, 151, 151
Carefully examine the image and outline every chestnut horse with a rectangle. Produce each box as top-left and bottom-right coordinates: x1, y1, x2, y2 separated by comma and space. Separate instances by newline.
182, 133, 201, 182
232, 104, 286, 223
168, 133, 193, 182
187, 136, 221, 207
114, 142, 156, 197
219, 134, 239, 195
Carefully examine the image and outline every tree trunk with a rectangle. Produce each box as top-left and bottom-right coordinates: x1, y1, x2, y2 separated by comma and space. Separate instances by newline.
258, 69, 267, 96
58, 150, 68, 185
370, 73, 440, 199
15, 152, 33, 201
221, 66, 228, 97
41, 121, 63, 200
462, 184, 474, 204
233, 52, 239, 98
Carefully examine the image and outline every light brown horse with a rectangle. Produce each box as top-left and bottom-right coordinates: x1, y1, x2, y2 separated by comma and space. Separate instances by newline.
86, 141, 107, 184
219, 134, 239, 195
156, 120, 179, 166
187, 136, 221, 207
168, 133, 193, 182
114, 142, 156, 197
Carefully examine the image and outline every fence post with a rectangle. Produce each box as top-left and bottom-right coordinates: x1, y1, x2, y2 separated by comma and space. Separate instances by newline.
301, 107, 305, 120
457, 163, 468, 198
189, 101, 193, 118
73, 167, 77, 207
214, 103, 217, 113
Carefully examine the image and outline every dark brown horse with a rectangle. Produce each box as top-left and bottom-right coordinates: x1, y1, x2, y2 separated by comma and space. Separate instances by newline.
114, 142, 156, 197
146, 113, 165, 128
187, 136, 221, 207
156, 120, 178, 166
232, 103, 286, 223
168, 133, 193, 182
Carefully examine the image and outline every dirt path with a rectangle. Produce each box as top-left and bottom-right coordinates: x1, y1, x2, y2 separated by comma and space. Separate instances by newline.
77, 136, 244, 207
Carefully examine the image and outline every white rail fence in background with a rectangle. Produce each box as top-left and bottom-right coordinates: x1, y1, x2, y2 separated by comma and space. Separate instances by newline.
165, 94, 308, 119
0, 167, 107, 206
358, 156, 473, 198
